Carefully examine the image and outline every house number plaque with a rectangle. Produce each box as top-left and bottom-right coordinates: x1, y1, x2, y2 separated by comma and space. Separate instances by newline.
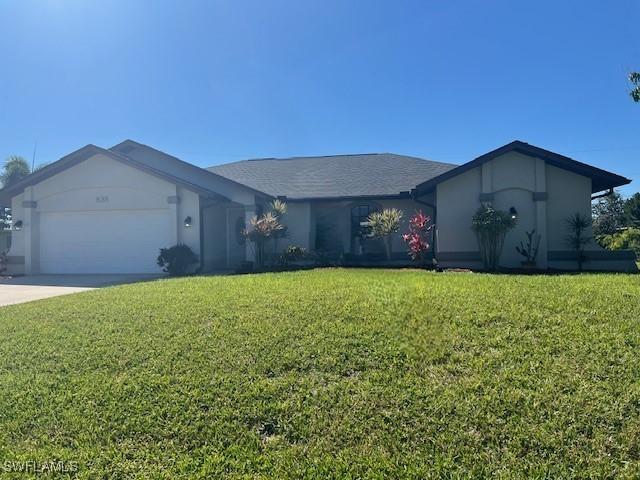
96, 195, 109, 203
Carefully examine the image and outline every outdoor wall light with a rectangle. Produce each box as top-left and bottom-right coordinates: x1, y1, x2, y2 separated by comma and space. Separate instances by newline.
13, 220, 23, 231
509, 207, 518, 220
184, 216, 192, 228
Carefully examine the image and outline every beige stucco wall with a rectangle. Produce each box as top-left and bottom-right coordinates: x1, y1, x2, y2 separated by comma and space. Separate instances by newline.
202, 204, 227, 269
7, 154, 203, 274
284, 202, 313, 250
434, 151, 635, 271
436, 152, 550, 268
226, 205, 247, 267
545, 164, 592, 251
176, 187, 200, 254
434, 167, 482, 256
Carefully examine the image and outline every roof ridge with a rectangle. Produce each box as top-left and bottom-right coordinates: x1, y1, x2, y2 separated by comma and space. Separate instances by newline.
109, 139, 274, 198
247, 153, 383, 162
208, 152, 457, 170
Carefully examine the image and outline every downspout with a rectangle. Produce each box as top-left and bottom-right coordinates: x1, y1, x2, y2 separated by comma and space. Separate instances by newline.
412, 189, 438, 264
591, 188, 614, 201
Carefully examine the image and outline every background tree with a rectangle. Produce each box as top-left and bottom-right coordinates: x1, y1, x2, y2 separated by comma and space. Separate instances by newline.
624, 192, 640, 228
0, 207, 10, 231
0, 155, 31, 232
630, 72, 640, 102
592, 191, 625, 239
0, 155, 30, 189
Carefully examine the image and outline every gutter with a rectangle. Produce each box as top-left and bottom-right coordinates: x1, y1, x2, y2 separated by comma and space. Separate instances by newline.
591, 188, 614, 201
281, 192, 412, 203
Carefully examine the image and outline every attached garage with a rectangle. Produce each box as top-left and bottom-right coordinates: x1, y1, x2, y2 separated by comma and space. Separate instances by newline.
39, 210, 172, 274
0, 142, 242, 275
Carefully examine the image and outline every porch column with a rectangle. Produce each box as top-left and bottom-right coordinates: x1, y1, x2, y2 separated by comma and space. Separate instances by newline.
23, 186, 39, 275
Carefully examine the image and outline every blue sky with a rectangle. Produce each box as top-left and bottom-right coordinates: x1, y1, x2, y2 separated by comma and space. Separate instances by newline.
1, 0, 638, 194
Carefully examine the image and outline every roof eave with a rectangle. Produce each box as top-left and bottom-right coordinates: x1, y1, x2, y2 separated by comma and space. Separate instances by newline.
413, 140, 632, 196
0, 144, 230, 205
113, 140, 274, 200
283, 192, 412, 202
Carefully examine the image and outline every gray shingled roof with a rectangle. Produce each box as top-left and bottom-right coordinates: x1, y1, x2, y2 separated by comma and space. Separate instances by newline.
208, 153, 458, 199
109, 140, 271, 198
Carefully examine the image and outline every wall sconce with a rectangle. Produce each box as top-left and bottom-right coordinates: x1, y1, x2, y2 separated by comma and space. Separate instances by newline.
13, 220, 23, 231
509, 207, 518, 220
184, 216, 192, 228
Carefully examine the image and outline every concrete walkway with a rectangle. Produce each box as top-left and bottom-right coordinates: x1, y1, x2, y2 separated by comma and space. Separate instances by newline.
0, 274, 161, 307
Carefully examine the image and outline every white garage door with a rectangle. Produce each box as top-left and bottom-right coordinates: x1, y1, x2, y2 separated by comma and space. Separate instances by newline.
40, 210, 173, 274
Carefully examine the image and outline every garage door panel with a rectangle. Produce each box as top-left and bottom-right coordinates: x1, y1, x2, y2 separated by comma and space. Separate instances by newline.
40, 210, 172, 274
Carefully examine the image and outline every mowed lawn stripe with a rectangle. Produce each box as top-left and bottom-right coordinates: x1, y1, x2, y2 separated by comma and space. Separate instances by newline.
0, 269, 639, 478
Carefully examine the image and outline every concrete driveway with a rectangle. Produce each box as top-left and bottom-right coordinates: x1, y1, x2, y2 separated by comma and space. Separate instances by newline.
0, 274, 161, 307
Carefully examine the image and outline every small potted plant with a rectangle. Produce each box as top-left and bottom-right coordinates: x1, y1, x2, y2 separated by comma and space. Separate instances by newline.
515, 229, 541, 268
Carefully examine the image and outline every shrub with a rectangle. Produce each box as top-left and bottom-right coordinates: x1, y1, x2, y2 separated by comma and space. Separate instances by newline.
311, 250, 342, 267
367, 208, 403, 260
599, 227, 640, 257
0, 251, 6, 274
280, 245, 308, 266
565, 213, 592, 271
402, 210, 434, 264
471, 206, 516, 271
515, 229, 541, 265
157, 244, 198, 276
243, 200, 287, 268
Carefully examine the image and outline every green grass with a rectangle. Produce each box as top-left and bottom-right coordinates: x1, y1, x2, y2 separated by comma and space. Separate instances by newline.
1, 269, 640, 479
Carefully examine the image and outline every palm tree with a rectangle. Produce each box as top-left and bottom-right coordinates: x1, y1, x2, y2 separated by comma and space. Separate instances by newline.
0, 156, 30, 189
367, 208, 404, 260
630, 72, 640, 102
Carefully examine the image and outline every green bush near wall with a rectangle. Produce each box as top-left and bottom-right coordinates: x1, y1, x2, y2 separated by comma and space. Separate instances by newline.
599, 227, 640, 258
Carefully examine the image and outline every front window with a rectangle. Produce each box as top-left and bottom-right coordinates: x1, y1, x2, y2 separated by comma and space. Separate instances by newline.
351, 204, 376, 239
350, 203, 385, 256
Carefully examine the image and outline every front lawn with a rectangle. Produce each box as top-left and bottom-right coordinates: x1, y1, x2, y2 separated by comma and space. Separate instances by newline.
0, 269, 639, 478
